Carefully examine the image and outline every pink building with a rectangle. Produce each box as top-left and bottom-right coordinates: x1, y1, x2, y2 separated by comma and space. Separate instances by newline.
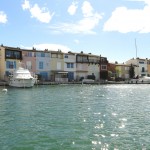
22, 49, 36, 74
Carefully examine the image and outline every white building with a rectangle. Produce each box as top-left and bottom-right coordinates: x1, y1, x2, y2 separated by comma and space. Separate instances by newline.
126, 58, 148, 77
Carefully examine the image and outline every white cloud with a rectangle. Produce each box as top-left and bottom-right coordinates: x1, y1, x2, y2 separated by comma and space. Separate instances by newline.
50, 1, 103, 34
82, 1, 93, 17
74, 39, 80, 44
103, 0, 150, 33
68, 2, 78, 15
128, 0, 150, 5
0, 11, 7, 23
21, 44, 71, 53
22, 0, 30, 10
50, 15, 101, 35
22, 0, 54, 23
30, 4, 54, 23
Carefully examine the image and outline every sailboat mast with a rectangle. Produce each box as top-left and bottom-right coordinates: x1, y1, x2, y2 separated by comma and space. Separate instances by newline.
134, 38, 139, 77
135, 38, 138, 58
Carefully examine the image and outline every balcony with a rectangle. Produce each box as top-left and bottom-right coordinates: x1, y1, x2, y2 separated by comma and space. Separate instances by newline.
88, 59, 99, 64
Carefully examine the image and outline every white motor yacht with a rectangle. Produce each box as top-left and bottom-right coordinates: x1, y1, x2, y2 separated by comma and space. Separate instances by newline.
9, 67, 37, 87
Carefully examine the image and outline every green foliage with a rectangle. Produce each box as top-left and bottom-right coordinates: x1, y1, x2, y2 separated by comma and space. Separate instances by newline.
129, 64, 135, 79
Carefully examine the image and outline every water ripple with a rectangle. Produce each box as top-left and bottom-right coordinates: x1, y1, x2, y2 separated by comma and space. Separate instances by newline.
0, 85, 150, 149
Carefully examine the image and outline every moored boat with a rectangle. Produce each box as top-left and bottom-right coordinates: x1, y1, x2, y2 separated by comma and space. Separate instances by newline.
9, 67, 37, 87
138, 76, 150, 83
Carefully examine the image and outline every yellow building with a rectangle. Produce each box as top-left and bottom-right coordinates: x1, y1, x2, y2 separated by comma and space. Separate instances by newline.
50, 50, 67, 82
115, 63, 130, 80
0, 46, 22, 81
147, 59, 150, 76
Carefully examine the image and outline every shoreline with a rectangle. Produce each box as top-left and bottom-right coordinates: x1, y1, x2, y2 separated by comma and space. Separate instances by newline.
0, 80, 150, 86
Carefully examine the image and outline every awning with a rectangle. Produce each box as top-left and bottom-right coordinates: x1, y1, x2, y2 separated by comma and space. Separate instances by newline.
57, 72, 68, 74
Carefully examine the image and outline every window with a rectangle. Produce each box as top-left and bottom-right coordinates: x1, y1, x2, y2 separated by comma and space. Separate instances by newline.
77, 56, 82, 62
36, 52, 41, 57
67, 63, 74, 68
65, 55, 68, 58
27, 52, 32, 57
71, 63, 74, 68
41, 53, 45, 57
139, 61, 144, 64
5, 50, 21, 59
6, 50, 13, 57
6, 61, 16, 69
39, 61, 43, 69
142, 67, 145, 72
67, 63, 70, 68
101, 65, 107, 70
82, 56, 88, 62
45, 53, 50, 57
14, 51, 20, 58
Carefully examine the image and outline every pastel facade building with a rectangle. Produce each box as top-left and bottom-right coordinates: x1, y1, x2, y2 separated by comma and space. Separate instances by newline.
64, 52, 76, 81
147, 59, 150, 76
35, 50, 51, 81
22, 49, 36, 74
0, 45, 109, 82
0, 46, 22, 81
87, 54, 100, 81
76, 52, 90, 81
22, 49, 51, 81
126, 58, 148, 77
115, 64, 130, 79
74, 54, 109, 81
50, 50, 67, 82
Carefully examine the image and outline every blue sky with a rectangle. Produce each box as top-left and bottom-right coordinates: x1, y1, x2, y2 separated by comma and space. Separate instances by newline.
0, 0, 150, 63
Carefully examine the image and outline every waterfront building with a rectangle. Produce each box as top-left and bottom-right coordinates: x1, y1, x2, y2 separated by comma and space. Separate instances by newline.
76, 51, 99, 81
50, 50, 68, 82
22, 48, 51, 81
88, 54, 100, 81
64, 52, 76, 81
75, 52, 109, 81
0, 46, 22, 81
99, 56, 108, 80
0, 45, 109, 82
35, 49, 51, 81
22, 48, 36, 75
107, 63, 116, 80
76, 52, 89, 81
126, 58, 148, 77
147, 59, 150, 76
115, 63, 130, 80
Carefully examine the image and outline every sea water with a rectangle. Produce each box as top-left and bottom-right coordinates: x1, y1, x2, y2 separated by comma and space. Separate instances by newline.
0, 84, 150, 150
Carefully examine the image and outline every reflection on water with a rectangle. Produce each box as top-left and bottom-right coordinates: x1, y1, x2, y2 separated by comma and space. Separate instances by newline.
0, 84, 150, 149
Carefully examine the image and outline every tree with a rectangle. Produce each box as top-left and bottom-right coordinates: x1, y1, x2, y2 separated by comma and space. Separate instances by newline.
129, 64, 135, 79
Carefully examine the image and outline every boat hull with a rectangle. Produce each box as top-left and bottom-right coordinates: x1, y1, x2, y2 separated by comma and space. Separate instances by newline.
9, 78, 36, 87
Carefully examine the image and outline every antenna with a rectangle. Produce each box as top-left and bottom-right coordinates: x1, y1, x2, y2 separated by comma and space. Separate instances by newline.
135, 38, 137, 58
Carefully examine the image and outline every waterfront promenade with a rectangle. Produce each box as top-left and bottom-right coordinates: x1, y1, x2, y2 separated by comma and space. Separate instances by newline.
0, 80, 149, 86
